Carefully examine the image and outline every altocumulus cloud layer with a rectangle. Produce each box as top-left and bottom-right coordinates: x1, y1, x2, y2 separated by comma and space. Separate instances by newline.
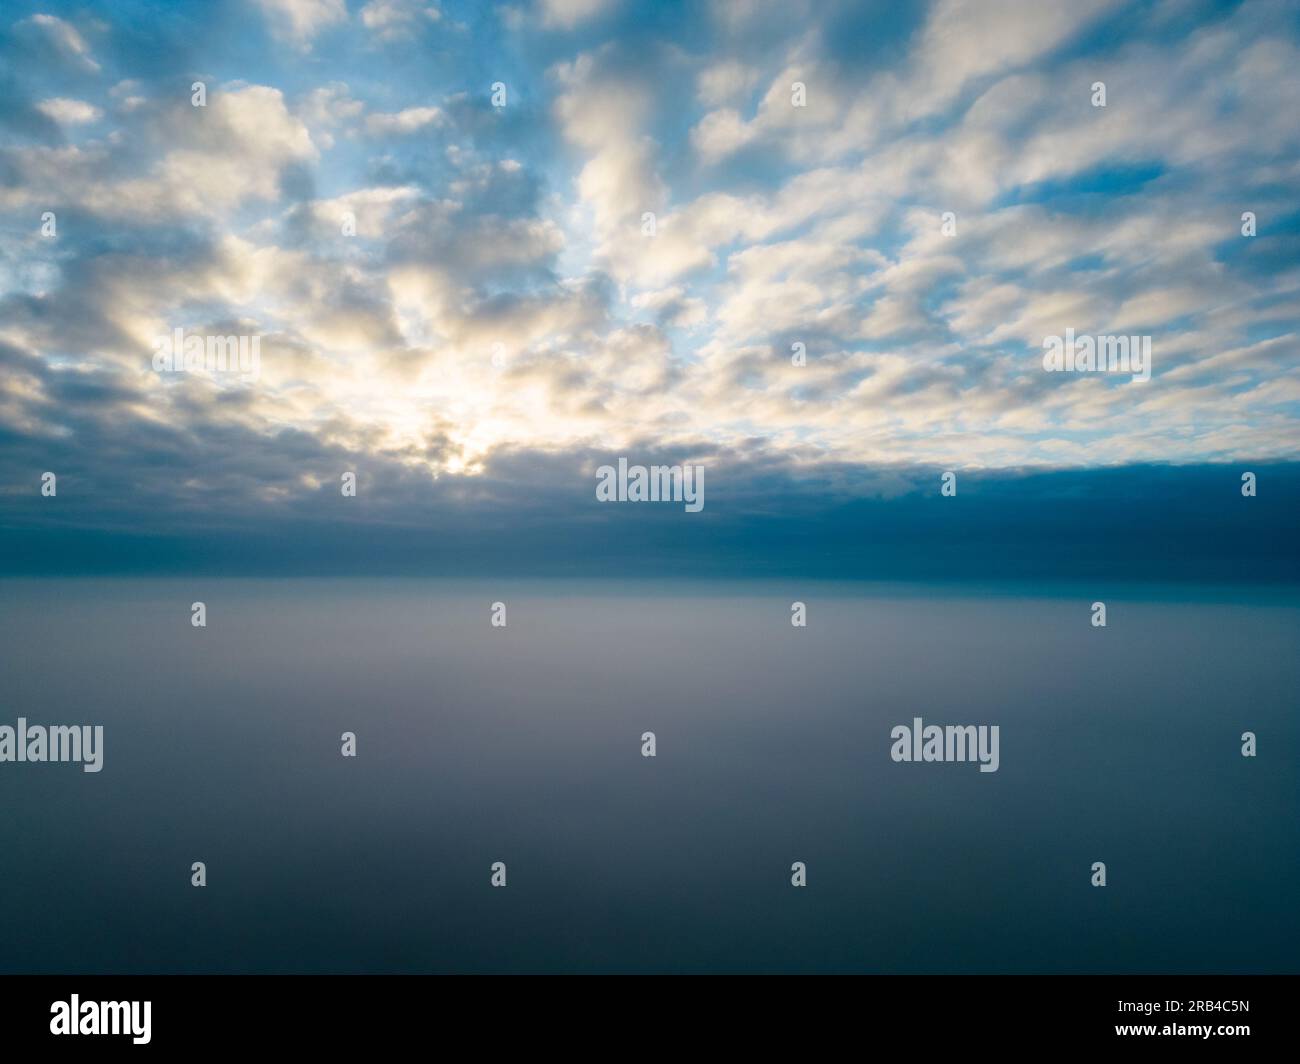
0, 0, 1298, 576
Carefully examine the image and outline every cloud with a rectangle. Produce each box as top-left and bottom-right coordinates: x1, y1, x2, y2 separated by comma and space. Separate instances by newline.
360, 0, 441, 41
1, 0, 1298, 569
35, 98, 102, 125
538, 0, 618, 30
13, 13, 100, 72
364, 106, 443, 135
0, 84, 318, 220
253, 0, 347, 48
697, 60, 761, 107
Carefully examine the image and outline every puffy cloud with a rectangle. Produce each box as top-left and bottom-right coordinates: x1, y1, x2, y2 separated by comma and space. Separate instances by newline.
253, 0, 347, 48
364, 106, 443, 135
360, 0, 441, 40
35, 98, 102, 124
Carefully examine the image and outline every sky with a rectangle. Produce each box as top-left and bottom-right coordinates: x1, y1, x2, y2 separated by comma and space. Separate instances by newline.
0, 0, 1298, 577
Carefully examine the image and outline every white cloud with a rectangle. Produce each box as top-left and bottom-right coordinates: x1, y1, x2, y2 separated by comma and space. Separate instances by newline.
253, 0, 347, 48
539, 0, 617, 30
364, 106, 443, 135
360, 0, 441, 40
15, 13, 100, 71
690, 108, 756, 163
36, 98, 103, 124
697, 60, 761, 107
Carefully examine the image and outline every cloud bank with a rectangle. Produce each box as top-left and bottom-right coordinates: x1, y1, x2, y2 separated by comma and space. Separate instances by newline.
0, 0, 1297, 573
